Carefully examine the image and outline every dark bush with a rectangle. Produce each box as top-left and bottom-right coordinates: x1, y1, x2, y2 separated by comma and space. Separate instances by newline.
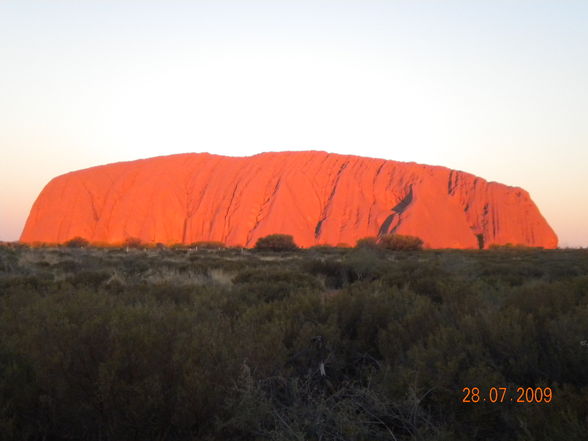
378, 233, 423, 250
254, 234, 298, 251
355, 236, 378, 249
124, 237, 143, 249
302, 258, 352, 289
344, 248, 387, 282
233, 268, 320, 302
64, 236, 89, 248
67, 270, 112, 287
308, 244, 337, 253
488, 243, 543, 251
190, 241, 226, 249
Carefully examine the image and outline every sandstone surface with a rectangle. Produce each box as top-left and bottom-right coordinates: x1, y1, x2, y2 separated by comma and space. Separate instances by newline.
20, 151, 558, 248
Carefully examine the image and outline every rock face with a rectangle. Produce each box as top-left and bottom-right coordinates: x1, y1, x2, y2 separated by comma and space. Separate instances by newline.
21, 151, 558, 249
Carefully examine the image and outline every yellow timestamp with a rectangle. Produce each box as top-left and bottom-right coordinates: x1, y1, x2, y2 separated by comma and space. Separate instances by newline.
462, 387, 553, 404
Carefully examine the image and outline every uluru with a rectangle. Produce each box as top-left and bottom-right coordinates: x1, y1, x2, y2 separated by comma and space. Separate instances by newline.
20, 151, 558, 249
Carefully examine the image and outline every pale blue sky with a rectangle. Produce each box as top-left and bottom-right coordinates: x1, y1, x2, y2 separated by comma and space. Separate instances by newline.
1, 1, 587, 245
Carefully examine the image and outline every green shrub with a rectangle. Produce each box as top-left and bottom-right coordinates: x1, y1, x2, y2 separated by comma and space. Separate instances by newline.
343, 248, 387, 282
67, 270, 112, 287
355, 236, 378, 249
378, 233, 423, 250
308, 244, 336, 252
302, 258, 352, 289
233, 268, 320, 302
254, 234, 298, 251
488, 243, 543, 251
190, 241, 226, 249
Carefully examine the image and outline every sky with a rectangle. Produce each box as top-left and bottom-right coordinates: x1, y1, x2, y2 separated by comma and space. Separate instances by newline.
1, 1, 587, 246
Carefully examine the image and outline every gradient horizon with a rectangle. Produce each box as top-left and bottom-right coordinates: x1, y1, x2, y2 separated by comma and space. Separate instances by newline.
1, 1, 587, 247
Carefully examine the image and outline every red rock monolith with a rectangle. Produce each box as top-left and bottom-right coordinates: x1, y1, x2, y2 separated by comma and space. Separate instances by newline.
20, 151, 558, 248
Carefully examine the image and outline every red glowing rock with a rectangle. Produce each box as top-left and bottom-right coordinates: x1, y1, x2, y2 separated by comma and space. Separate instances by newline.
20, 151, 558, 249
